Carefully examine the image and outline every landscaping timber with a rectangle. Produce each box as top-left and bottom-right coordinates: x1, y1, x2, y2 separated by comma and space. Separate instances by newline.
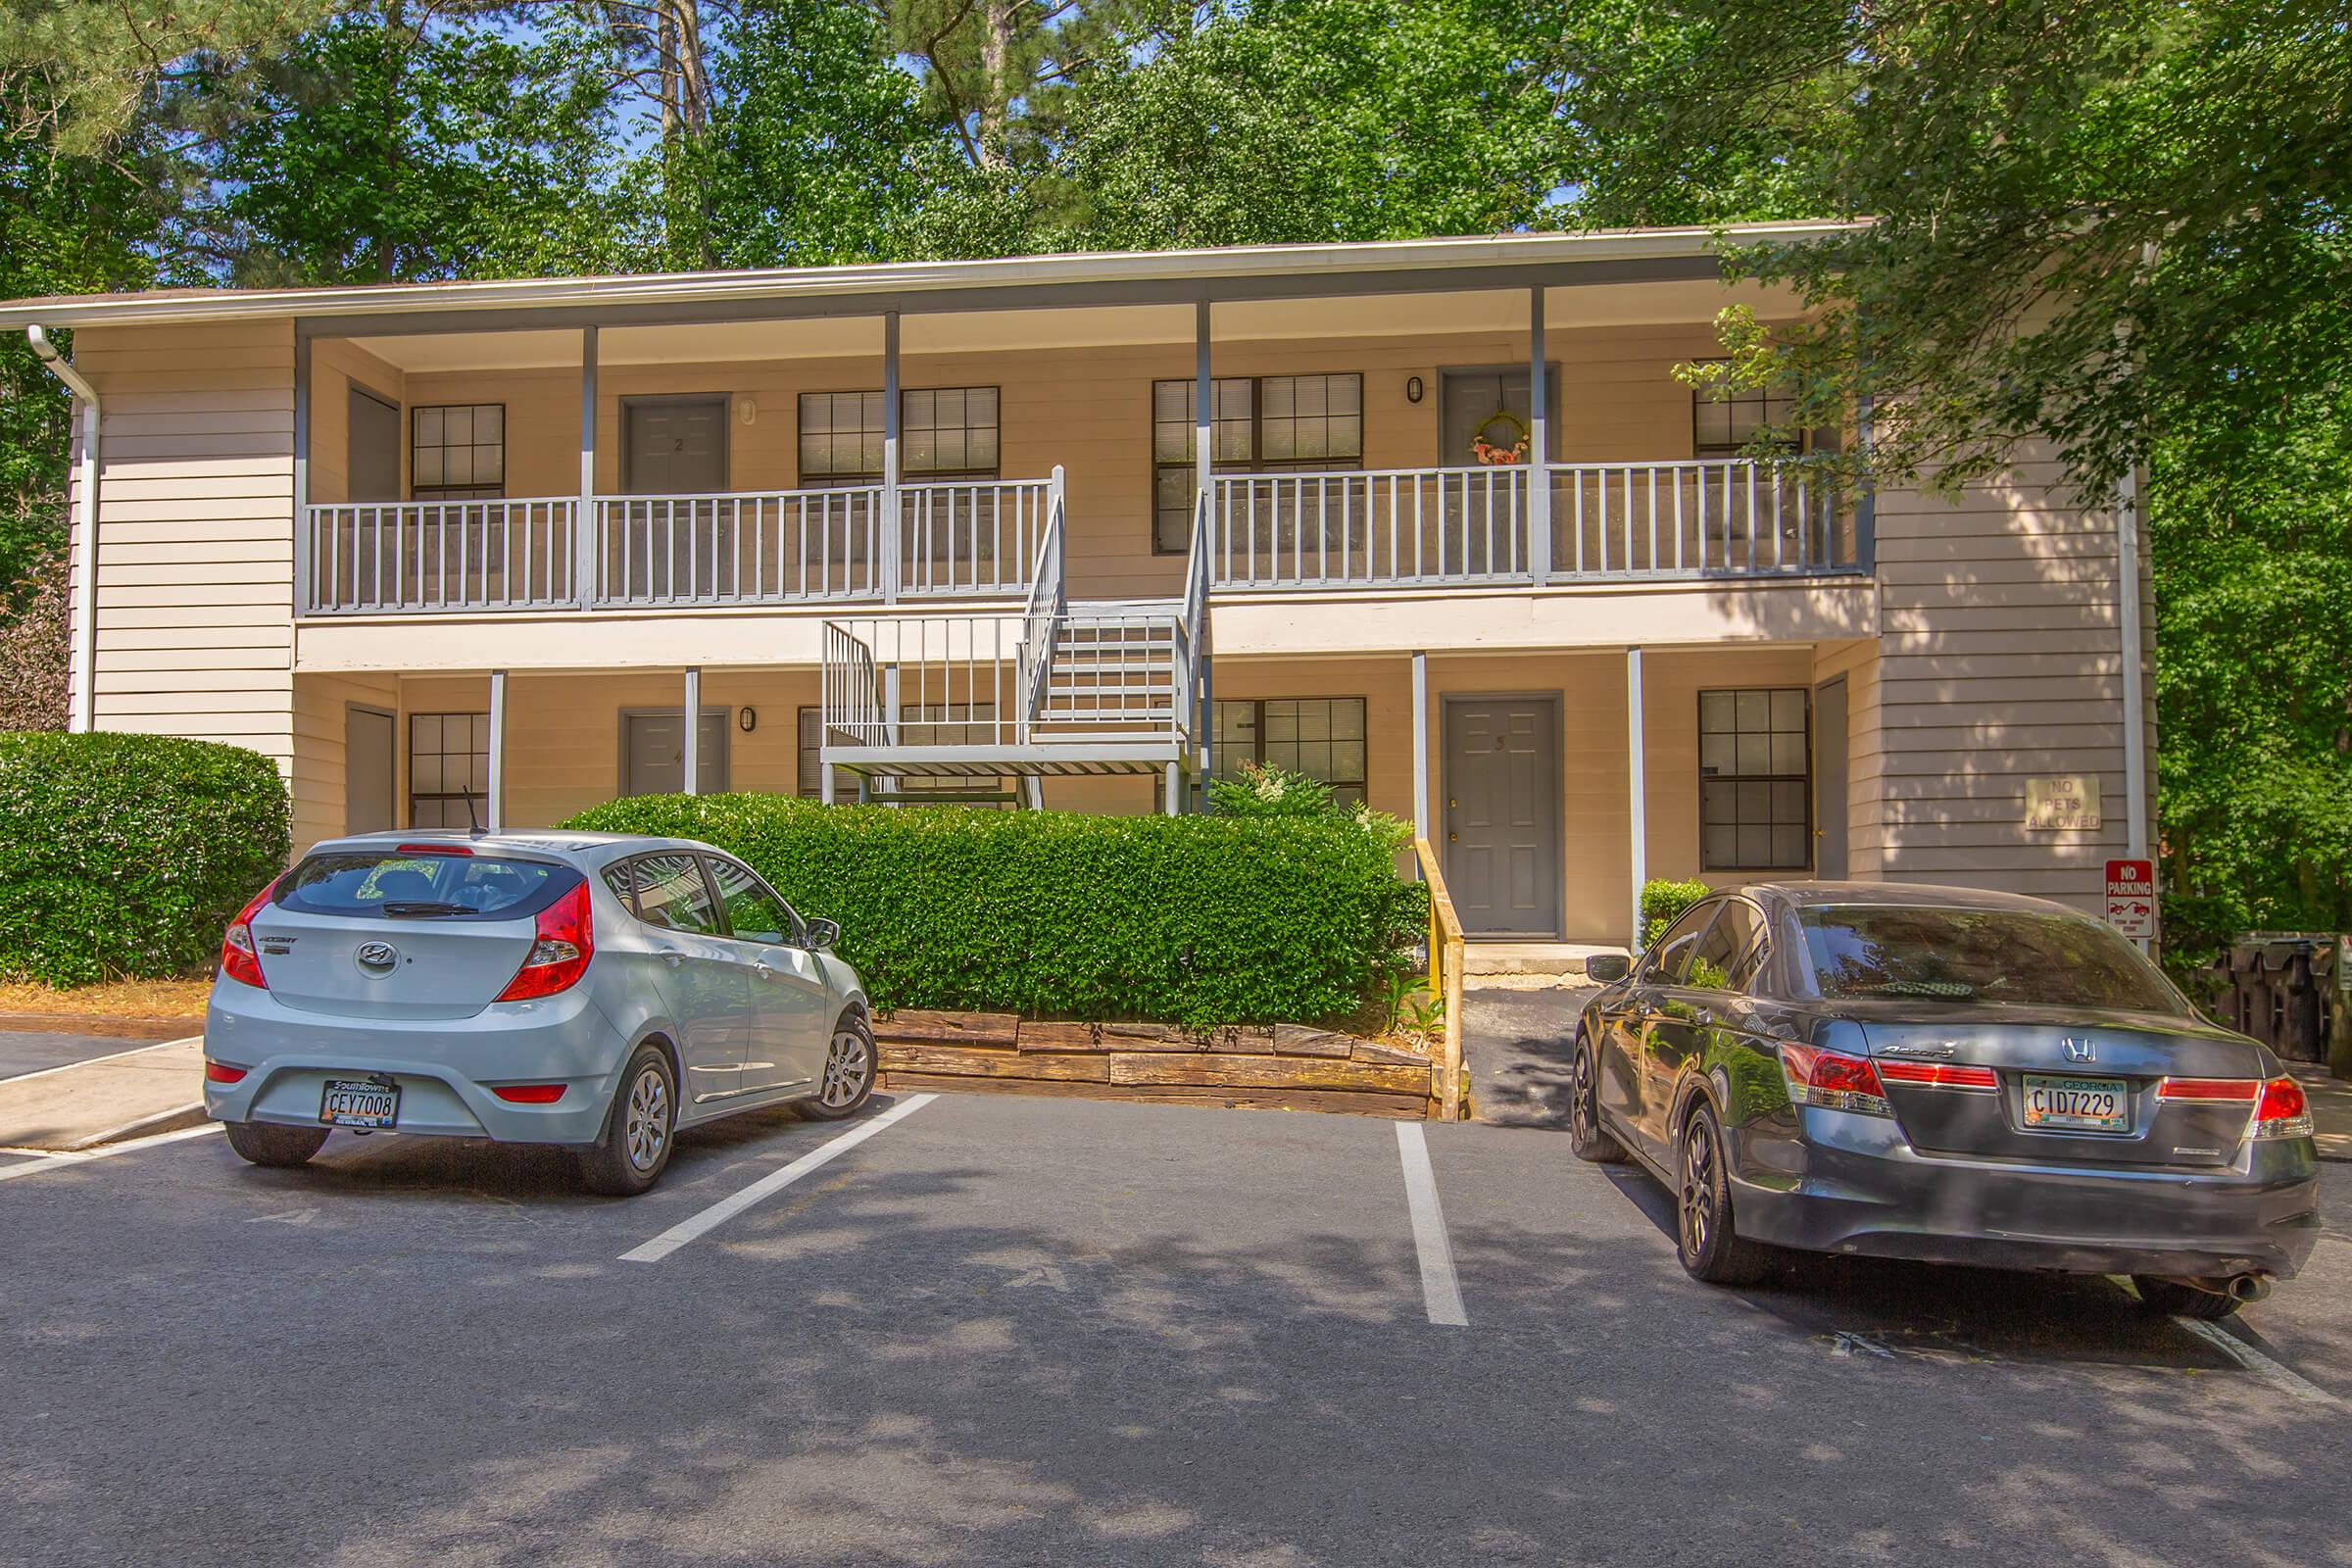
871, 1010, 1441, 1118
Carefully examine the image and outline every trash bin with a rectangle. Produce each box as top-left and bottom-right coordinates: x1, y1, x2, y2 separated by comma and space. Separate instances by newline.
2209, 934, 2340, 1064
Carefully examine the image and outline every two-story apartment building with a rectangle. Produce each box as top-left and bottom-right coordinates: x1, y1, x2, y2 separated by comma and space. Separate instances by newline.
2, 224, 2155, 947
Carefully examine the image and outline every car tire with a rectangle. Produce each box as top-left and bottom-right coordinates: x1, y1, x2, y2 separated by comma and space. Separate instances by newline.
1676, 1102, 1772, 1287
1567, 1030, 1630, 1164
578, 1044, 677, 1198
800, 1010, 877, 1122
2132, 1275, 2244, 1321
223, 1121, 330, 1168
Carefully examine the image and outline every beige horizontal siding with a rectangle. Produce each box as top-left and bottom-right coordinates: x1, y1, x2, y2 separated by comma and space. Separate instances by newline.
77, 319, 296, 784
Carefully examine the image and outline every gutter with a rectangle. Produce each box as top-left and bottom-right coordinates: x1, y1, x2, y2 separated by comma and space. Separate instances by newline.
26, 326, 99, 733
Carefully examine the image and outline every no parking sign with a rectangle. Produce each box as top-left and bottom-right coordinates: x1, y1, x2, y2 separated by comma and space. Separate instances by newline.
2105, 858, 2155, 940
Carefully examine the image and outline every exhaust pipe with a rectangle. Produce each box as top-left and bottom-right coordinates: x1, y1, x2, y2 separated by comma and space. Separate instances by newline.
2228, 1273, 2273, 1303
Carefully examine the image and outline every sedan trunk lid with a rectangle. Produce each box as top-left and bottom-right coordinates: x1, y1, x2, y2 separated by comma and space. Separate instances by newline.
1853, 1004, 2269, 1169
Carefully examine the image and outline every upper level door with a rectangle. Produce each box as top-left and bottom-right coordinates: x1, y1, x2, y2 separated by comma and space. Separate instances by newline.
1437, 368, 1560, 467
1443, 696, 1562, 938
347, 387, 402, 502
623, 396, 728, 494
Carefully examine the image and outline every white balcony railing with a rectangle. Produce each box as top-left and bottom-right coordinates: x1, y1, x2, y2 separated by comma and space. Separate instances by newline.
298, 460, 1857, 614
302, 499, 582, 613
1207, 458, 1856, 591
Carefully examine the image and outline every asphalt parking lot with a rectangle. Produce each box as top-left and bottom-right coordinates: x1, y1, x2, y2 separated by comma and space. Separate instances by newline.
5, 1088, 2351, 1568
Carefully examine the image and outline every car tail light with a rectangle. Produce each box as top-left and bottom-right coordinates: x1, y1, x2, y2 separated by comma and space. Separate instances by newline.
1778, 1042, 1890, 1115
1873, 1059, 2000, 1092
204, 1060, 247, 1085
495, 881, 593, 1002
2253, 1075, 2314, 1140
218, 877, 281, 989
396, 843, 471, 856
490, 1083, 566, 1103
2156, 1077, 2260, 1102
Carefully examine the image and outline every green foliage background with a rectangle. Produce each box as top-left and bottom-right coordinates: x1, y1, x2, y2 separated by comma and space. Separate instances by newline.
0, 0, 2343, 967
560, 792, 1426, 1025
0, 732, 290, 985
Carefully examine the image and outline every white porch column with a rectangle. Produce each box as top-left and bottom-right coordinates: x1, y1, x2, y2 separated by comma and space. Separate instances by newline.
576, 324, 597, 607
681, 666, 701, 796
1411, 650, 1431, 843
881, 311, 902, 603
1195, 300, 1212, 500
1626, 646, 1646, 952
1528, 287, 1551, 584
487, 668, 508, 832
1165, 760, 1182, 816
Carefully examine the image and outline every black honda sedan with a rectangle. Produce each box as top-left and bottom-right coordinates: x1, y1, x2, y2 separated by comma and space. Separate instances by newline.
1571, 883, 2319, 1318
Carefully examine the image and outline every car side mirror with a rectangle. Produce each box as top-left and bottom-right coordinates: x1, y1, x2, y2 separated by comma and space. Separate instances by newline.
1585, 953, 1633, 985
804, 917, 840, 952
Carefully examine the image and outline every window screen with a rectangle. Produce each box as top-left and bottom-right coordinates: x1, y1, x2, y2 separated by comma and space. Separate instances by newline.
1699, 689, 1810, 871
1152, 373, 1362, 552
413, 405, 505, 500
1211, 697, 1367, 806
799, 388, 1001, 482
409, 712, 488, 829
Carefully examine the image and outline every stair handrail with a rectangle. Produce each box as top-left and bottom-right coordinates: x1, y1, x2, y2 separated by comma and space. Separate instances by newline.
1176, 483, 1211, 750
1017, 466, 1067, 742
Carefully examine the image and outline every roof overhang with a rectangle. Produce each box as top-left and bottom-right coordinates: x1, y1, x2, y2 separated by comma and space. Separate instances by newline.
0, 221, 1864, 336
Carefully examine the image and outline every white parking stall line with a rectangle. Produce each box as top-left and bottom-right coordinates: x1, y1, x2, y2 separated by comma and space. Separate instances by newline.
1395, 1121, 1467, 1327
620, 1093, 940, 1263
0, 1122, 221, 1183
2175, 1317, 2340, 1407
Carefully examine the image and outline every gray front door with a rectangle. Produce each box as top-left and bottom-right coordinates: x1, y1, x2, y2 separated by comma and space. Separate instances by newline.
623, 396, 728, 494
623, 709, 730, 797
1814, 674, 1847, 878
345, 705, 395, 834
348, 387, 401, 502
1444, 697, 1562, 938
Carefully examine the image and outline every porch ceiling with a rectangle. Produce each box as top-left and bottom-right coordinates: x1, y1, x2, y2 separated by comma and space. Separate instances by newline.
340, 278, 1801, 373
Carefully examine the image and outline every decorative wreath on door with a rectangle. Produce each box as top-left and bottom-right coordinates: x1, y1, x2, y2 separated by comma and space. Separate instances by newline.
1470, 410, 1531, 466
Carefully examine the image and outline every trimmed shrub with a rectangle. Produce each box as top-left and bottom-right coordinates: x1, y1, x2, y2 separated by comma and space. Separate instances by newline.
561, 793, 1427, 1025
0, 732, 291, 987
1641, 876, 1713, 947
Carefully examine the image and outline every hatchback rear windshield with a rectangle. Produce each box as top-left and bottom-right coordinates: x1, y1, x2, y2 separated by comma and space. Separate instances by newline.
1796, 905, 2188, 1014
275, 852, 579, 921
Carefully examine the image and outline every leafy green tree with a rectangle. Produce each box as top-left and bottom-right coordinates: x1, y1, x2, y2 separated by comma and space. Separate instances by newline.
1563, 0, 2352, 501
0, 70, 168, 595
2153, 390, 2352, 933
178, 2, 632, 284
677, 0, 963, 268
1053, 0, 1570, 250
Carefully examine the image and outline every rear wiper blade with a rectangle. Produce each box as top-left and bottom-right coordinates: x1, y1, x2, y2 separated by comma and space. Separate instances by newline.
380, 901, 471, 917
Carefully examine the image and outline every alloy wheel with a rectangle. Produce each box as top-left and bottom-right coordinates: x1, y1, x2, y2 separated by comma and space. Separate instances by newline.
624, 1065, 670, 1172
820, 1026, 872, 1109
1680, 1120, 1715, 1259
1571, 1050, 1598, 1143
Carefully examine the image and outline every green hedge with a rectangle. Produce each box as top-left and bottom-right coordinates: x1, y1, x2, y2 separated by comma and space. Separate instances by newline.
560, 793, 1427, 1026
1641, 876, 1713, 947
0, 732, 291, 987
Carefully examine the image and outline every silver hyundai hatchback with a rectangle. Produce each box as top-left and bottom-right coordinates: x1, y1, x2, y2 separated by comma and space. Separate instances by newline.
203, 832, 875, 1195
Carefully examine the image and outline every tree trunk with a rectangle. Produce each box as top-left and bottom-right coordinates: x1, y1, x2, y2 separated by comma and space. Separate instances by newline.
977, 0, 1011, 166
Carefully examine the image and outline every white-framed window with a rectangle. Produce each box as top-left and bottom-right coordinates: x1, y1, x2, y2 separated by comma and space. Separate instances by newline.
413, 404, 505, 499
1698, 689, 1810, 871
798, 388, 1001, 484
409, 711, 488, 828
1152, 373, 1363, 553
